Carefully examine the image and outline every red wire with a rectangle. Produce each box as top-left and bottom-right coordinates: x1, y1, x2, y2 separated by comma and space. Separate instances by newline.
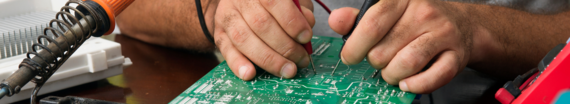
292, 0, 332, 54
293, 0, 303, 13
314, 0, 331, 14
293, 0, 314, 54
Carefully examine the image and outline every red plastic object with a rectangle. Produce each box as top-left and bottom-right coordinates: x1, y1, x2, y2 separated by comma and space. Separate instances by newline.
519, 72, 538, 90
496, 88, 515, 104
314, 0, 331, 13
292, 0, 313, 54
512, 44, 570, 104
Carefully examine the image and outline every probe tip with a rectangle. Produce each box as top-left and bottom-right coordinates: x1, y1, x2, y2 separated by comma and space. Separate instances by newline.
331, 59, 341, 76
309, 56, 316, 74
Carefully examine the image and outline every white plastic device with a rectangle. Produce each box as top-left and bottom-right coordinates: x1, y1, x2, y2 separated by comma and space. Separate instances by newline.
0, 0, 128, 103
0, 37, 127, 103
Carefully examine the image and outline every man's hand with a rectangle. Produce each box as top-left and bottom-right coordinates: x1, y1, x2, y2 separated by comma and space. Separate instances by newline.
214, 0, 316, 80
329, 0, 472, 93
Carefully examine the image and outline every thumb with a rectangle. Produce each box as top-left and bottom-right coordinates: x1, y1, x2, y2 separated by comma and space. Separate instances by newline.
328, 7, 360, 35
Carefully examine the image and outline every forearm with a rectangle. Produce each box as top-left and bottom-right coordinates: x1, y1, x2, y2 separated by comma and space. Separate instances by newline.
450, 2, 570, 79
116, 0, 220, 52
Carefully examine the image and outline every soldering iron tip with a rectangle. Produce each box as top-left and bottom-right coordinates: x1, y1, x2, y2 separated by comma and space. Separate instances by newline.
0, 87, 8, 99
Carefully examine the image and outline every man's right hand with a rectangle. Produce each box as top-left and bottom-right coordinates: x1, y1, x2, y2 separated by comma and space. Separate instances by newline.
213, 0, 315, 80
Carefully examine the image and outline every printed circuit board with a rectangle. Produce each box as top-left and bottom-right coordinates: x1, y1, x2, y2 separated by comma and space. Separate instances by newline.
170, 36, 416, 104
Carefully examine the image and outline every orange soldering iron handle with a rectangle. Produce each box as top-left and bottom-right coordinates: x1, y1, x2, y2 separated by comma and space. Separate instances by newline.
88, 0, 134, 35
88, 0, 134, 16
101, 0, 134, 15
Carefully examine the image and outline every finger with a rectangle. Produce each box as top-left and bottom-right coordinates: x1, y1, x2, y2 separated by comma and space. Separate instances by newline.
259, 0, 313, 44
381, 32, 449, 85
366, 0, 450, 69
216, 8, 298, 78
328, 7, 359, 35
365, 24, 415, 69
214, 30, 256, 80
399, 50, 460, 93
301, 6, 316, 28
300, 0, 314, 11
214, 2, 257, 80
365, 17, 418, 69
235, 0, 310, 68
299, 0, 314, 27
341, 0, 410, 65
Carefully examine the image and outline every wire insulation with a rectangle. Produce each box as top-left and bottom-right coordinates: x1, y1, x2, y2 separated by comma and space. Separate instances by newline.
195, 0, 216, 45
314, 0, 331, 14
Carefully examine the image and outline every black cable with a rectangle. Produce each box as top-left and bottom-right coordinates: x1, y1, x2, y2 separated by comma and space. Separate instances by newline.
429, 93, 434, 104
195, 0, 216, 45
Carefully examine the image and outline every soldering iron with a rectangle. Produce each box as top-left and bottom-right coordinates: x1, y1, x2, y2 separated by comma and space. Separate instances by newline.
0, 0, 133, 103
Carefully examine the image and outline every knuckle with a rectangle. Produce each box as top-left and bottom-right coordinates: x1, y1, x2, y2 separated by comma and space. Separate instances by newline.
367, 49, 388, 68
229, 28, 249, 44
415, 43, 434, 60
281, 10, 303, 28
284, 15, 300, 28
260, 0, 277, 9
441, 21, 457, 35
376, 1, 395, 15
250, 14, 272, 30
259, 51, 277, 68
416, 5, 439, 22
361, 18, 382, 34
222, 12, 238, 29
399, 52, 420, 70
417, 35, 438, 58
214, 36, 224, 47
278, 42, 298, 57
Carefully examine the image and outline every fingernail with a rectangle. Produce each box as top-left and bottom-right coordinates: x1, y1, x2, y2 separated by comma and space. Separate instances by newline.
239, 66, 249, 79
341, 55, 350, 65
281, 63, 296, 78
297, 30, 311, 43
399, 80, 409, 92
353, 9, 360, 15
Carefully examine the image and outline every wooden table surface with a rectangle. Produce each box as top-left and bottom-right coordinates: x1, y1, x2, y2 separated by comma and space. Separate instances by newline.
15, 35, 220, 104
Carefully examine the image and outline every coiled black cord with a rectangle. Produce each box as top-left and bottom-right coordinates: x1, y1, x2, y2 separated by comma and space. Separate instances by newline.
0, 0, 101, 103
23, 0, 99, 103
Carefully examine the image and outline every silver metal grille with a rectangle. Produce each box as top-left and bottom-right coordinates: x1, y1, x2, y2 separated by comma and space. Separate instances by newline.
0, 11, 57, 59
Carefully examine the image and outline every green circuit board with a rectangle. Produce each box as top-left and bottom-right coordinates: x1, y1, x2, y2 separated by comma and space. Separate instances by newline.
170, 36, 416, 104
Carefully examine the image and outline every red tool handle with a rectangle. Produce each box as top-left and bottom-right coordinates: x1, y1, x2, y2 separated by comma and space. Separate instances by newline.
292, 0, 313, 54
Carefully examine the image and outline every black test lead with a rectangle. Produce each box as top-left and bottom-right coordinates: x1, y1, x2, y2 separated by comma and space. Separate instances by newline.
332, 0, 380, 76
